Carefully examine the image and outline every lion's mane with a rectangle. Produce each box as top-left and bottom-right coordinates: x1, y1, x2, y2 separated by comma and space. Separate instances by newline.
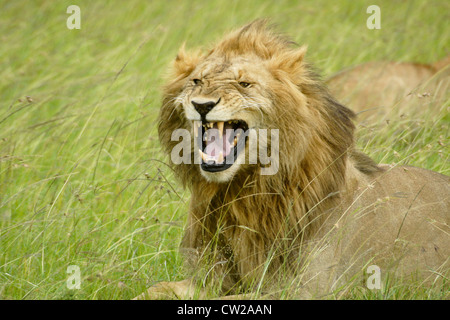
158, 21, 383, 291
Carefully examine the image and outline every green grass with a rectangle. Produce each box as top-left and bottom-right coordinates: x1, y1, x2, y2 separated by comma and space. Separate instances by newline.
0, 0, 448, 299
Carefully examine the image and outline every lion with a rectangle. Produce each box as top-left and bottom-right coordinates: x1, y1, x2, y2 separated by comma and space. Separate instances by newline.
135, 21, 449, 299
326, 57, 449, 123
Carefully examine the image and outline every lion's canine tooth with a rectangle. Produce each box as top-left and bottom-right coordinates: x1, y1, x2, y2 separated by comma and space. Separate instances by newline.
199, 149, 207, 162
217, 121, 224, 138
217, 151, 224, 164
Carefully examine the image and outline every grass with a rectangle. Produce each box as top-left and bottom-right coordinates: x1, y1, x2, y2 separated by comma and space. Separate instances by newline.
0, 0, 448, 299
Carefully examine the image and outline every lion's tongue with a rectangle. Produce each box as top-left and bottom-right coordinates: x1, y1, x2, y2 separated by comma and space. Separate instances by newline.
204, 129, 233, 159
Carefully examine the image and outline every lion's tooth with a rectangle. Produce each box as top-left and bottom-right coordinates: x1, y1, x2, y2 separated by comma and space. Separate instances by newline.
217, 121, 224, 138
233, 137, 237, 146
199, 149, 207, 162
217, 151, 224, 164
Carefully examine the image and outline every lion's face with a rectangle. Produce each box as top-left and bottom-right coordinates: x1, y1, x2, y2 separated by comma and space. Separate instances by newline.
178, 55, 274, 182
159, 21, 344, 186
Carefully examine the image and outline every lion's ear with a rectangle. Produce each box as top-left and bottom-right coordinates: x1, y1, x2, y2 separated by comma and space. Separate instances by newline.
172, 43, 202, 79
267, 45, 308, 80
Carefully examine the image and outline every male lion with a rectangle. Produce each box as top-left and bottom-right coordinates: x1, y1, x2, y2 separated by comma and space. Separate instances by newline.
136, 21, 449, 299
326, 57, 449, 122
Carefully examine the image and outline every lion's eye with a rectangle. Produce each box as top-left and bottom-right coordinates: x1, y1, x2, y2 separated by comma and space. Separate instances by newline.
239, 81, 251, 88
193, 79, 202, 85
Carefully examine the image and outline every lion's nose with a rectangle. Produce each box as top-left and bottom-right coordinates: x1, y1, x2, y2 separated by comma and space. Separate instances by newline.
191, 98, 221, 118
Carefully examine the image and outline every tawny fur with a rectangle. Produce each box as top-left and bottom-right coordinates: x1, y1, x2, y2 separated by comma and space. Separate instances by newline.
137, 21, 449, 299
326, 56, 449, 122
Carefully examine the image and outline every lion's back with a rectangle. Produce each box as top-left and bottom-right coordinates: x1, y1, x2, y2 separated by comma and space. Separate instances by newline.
326, 61, 449, 122
340, 165, 449, 277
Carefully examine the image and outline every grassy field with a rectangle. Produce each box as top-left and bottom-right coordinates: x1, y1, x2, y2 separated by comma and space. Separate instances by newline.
0, 0, 448, 300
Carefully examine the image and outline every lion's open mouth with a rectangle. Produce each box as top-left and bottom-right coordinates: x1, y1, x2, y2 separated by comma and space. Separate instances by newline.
193, 120, 248, 172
